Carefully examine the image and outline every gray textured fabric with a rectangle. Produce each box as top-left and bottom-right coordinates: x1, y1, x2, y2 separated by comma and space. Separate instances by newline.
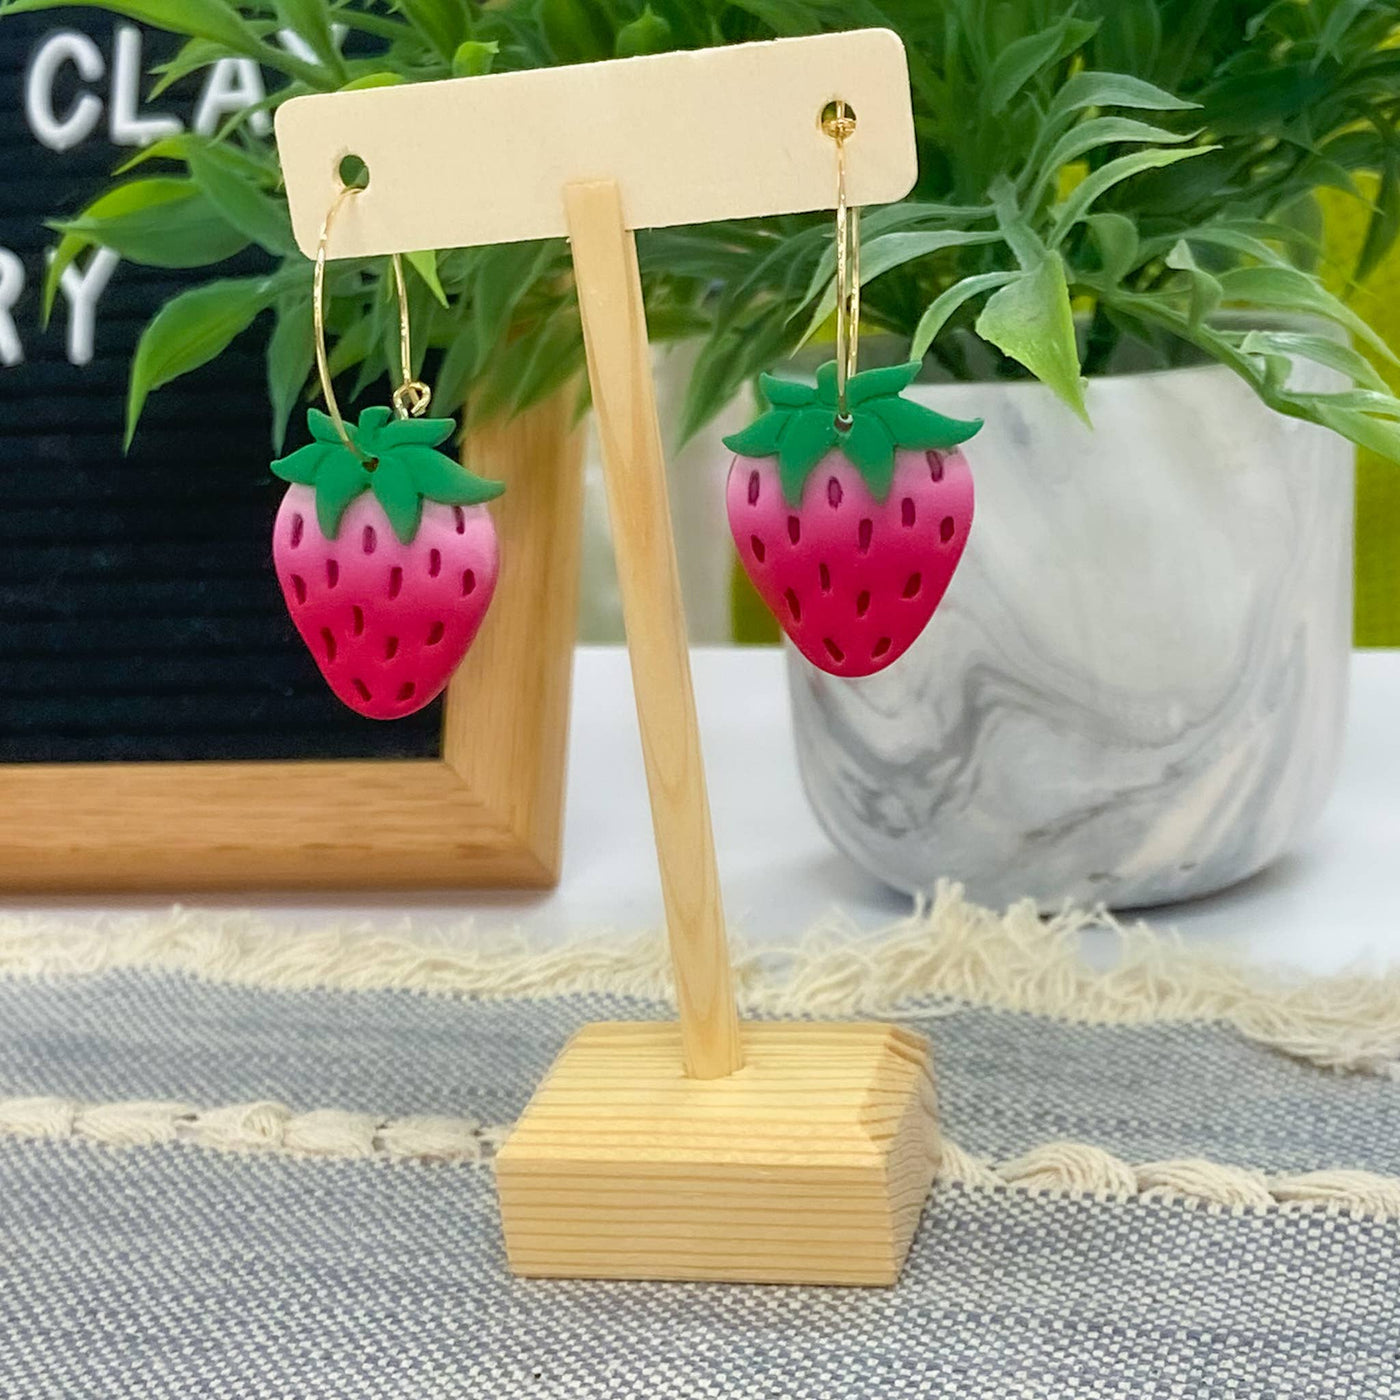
1, 971, 1397, 1172
1, 967, 1398, 1397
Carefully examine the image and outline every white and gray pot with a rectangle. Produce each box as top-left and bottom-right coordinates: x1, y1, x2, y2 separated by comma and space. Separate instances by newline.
788, 326, 1354, 910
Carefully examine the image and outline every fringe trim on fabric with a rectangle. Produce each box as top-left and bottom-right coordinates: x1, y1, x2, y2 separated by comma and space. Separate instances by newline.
936, 1140, 1400, 1221
1, 883, 1396, 1075
4, 1096, 1396, 1222
0, 1096, 502, 1164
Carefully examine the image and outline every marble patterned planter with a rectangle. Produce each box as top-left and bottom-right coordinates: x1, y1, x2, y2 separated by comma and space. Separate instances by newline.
788, 346, 1354, 911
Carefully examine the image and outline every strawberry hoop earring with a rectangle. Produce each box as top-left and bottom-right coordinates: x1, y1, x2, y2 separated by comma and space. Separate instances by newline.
269, 171, 505, 721
723, 100, 982, 679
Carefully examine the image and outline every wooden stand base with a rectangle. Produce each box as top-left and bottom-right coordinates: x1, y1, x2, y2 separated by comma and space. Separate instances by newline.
496, 1021, 939, 1286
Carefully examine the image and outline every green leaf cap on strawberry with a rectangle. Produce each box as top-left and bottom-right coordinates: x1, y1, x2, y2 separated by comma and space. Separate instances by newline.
722, 360, 983, 506
272, 407, 504, 545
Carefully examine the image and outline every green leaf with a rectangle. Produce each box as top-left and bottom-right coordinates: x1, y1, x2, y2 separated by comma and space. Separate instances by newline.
1237, 330, 1388, 394
1316, 0, 1375, 62
469, 240, 559, 375
395, 0, 468, 60
314, 451, 374, 538
1049, 146, 1218, 245
1295, 389, 1400, 420
815, 361, 839, 408
975, 253, 1088, 424
370, 462, 424, 544
405, 250, 449, 309
1029, 119, 1198, 210
757, 373, 816, 408
1216, 266, 1400, 365
270, 440, 335, 485
777, 408, 839, 502
847, 362, 921, 405
52, 181, 249, 271
616, 5, 671, 57
722, 410, 788, 458
127, 277, 275, 446
185, 144, 296, 254
273, 0, 345, 78
267, 292, 314, 453
44, 179, 197, 320
1086, 213, 1140, 283
393, 445, 504, 504
432, 319, 478, 419
0, 0, 265, 53
451, 40, 498, 77
1165, 240, 1222, 328
1308, 402, 1400, 464
909, 272, 1019, 363
839, 414, 896, 500
1045, 71, 1198, 127
864, 396, 983, 450
985, 17, 1100, 115
538, 0, 612, 62
339, 71, 406, 90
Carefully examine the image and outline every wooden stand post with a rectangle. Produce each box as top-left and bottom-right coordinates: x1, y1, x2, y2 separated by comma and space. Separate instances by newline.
564, 179, 741, 1081
276, 28, 938, 1286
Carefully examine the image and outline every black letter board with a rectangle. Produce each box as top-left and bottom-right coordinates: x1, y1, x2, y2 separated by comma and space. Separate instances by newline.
0, 13, 441, 761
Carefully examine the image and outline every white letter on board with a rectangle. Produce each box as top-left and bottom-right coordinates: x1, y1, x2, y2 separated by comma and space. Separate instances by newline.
193, 58, 270, 137
110, 24, 182, 146
0, 250, 25, 367
58, 247, 119, 367
25, 29, 105, 152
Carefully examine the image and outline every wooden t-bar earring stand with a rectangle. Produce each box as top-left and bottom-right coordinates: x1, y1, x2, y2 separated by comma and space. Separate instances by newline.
276, 28, 939, 1286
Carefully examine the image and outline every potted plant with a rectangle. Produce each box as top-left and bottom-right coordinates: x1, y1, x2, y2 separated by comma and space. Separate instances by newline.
658, 1, 1400, 909
6, 0, 1399, 907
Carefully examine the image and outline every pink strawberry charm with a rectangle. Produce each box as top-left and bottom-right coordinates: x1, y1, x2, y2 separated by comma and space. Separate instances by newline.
270, 406, 503, 719
724, 361, 981, 678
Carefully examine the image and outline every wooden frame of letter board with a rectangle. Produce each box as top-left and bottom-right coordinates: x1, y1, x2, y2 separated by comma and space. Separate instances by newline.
0, 394, 585, 891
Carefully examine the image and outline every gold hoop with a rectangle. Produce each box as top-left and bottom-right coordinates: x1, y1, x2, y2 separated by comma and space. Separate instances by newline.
313, 181, 433, 462
822, 99, 860, 425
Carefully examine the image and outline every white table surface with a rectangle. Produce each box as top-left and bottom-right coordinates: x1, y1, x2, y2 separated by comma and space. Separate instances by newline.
8, 647, 1398, 976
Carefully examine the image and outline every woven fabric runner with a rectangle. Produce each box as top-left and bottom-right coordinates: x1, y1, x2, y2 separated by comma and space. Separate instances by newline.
1, 893, 1397, 1398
